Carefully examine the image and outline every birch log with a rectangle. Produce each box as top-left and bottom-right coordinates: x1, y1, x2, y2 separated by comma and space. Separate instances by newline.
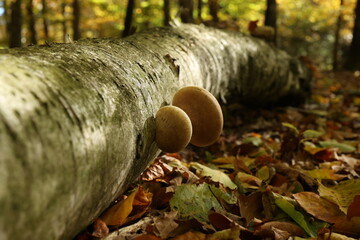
0, 23, 311, 240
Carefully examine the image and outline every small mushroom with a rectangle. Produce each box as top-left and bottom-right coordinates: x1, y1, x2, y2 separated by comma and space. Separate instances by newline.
172, 86, 223, 147
155, 106, 192, 153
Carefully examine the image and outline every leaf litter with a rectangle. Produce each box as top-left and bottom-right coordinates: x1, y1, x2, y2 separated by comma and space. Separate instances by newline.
76, 71, 360, 240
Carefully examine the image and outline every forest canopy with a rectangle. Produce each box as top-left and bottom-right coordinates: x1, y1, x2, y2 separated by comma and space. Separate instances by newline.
0, 0, 359, 69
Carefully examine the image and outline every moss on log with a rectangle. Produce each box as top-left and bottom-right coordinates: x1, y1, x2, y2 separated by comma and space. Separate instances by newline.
0, 24, 311, 240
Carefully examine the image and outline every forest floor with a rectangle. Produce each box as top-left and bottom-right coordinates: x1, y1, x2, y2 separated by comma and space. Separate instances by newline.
77, 71, 360, 240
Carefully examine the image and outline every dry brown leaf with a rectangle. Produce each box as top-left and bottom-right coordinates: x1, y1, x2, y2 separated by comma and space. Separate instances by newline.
293, 192, 344, 223
238, 191, 264, 225
133, 234, 162, 240
90, 218, 109, 238
172, 231, 206, 240
293, 192, 360, 237
254, 221, 304, 238
153, 211, 179, 239
347, 195, 360, 219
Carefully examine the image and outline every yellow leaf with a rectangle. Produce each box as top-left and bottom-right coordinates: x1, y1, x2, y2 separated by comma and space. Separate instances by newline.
100, 187, 139, 226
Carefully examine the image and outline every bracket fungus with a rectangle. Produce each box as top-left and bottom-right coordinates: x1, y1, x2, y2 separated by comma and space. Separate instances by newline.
172, 86, 223, 147
155, 106, 193, 153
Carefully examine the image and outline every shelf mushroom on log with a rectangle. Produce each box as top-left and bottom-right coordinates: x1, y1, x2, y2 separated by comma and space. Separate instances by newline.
0, 23, 312, 240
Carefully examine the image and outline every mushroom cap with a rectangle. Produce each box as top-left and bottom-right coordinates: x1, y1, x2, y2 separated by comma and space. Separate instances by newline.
155, 106, 192, 153
172, 86, 223, 147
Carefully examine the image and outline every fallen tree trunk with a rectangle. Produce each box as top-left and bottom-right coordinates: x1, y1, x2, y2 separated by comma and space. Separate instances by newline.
0, 23, 311, 240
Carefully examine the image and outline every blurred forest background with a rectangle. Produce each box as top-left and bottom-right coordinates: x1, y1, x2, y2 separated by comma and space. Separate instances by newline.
1, 0, 360, 70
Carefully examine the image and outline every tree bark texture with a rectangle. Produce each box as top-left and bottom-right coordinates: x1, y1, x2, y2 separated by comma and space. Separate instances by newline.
27, 0, 38, 45
9, 0, 22, 48
346, 0, 360, 70
0, 24, 311, 240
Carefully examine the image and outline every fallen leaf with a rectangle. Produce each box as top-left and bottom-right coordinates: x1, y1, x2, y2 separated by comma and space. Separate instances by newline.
238, 191, 264, 225
208, 227, 241, 240
318, 179, 360, 214
293, 192, 344, 223
133, 234, 162, 240
273, 193, 325, 237
302, 129, 324, 139
172, 231, 206, 240
305, 169, 345, 180
254, 221, 305, 239
153, 211, 179, 239
293, 192, 360, 237
319, 140, 356, 153
190, 162, 237, 189
100, 186, 152, 226
169, 183, 223, 222
90, 218, 109, 238
347, 195, 360, 219
141, 159, 173, 181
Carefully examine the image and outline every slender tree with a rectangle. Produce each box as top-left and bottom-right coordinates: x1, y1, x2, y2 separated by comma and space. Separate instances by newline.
333, 0, 344, 70
27, 0, 37, 45
61, 1, 68, 42
179, 0, 194, 23
264, 0, 277, 44
72, 0, 81, 40
197, 0, 203, 21
122, 0, 135, 37
346, 0, 360, 70
208, 0, 219, 23
9, 0, 22, 48
3, 0, 11, 34
164, 0, 171, 26
42, 0, 49, 40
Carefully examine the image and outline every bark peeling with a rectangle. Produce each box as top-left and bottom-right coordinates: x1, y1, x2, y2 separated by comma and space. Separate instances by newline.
0, 24, 310, 240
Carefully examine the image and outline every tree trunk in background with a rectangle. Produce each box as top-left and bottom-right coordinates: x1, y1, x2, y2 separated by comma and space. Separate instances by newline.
346, 0, 360, 70
265, 0, 277, 45
122, 0, 135, 37
333, 0, 344, 70
72, 0, 81, 40
61, 2, 68, 42
9, 0, 22, 48
27, 0, 37, 45
3, 0, 10, 35
179, 0, 194, 23
0, 24, 311, 240
208, 0, 219, 23
41, 0, 49, 40
197, 0, 203, 21
163, 0, 171, 26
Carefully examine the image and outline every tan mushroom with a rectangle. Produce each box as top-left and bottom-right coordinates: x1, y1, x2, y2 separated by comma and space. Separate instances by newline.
155, 106, 192, 153
172, 86, 223, 147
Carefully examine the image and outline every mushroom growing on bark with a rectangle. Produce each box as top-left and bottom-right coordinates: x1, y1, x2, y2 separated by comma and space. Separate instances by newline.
155, 106, 193, 153
172, 86, 223, 147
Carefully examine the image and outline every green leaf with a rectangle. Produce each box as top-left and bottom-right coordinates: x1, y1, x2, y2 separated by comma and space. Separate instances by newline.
169, 183, 223, 222
318, 140, 356, 153
318, 179, 360, 214
302, 130, 324, 139
273, 194, 321, 237
242, 136, 262, 147
190, 163, 237, 190
282, 122, 299, 135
